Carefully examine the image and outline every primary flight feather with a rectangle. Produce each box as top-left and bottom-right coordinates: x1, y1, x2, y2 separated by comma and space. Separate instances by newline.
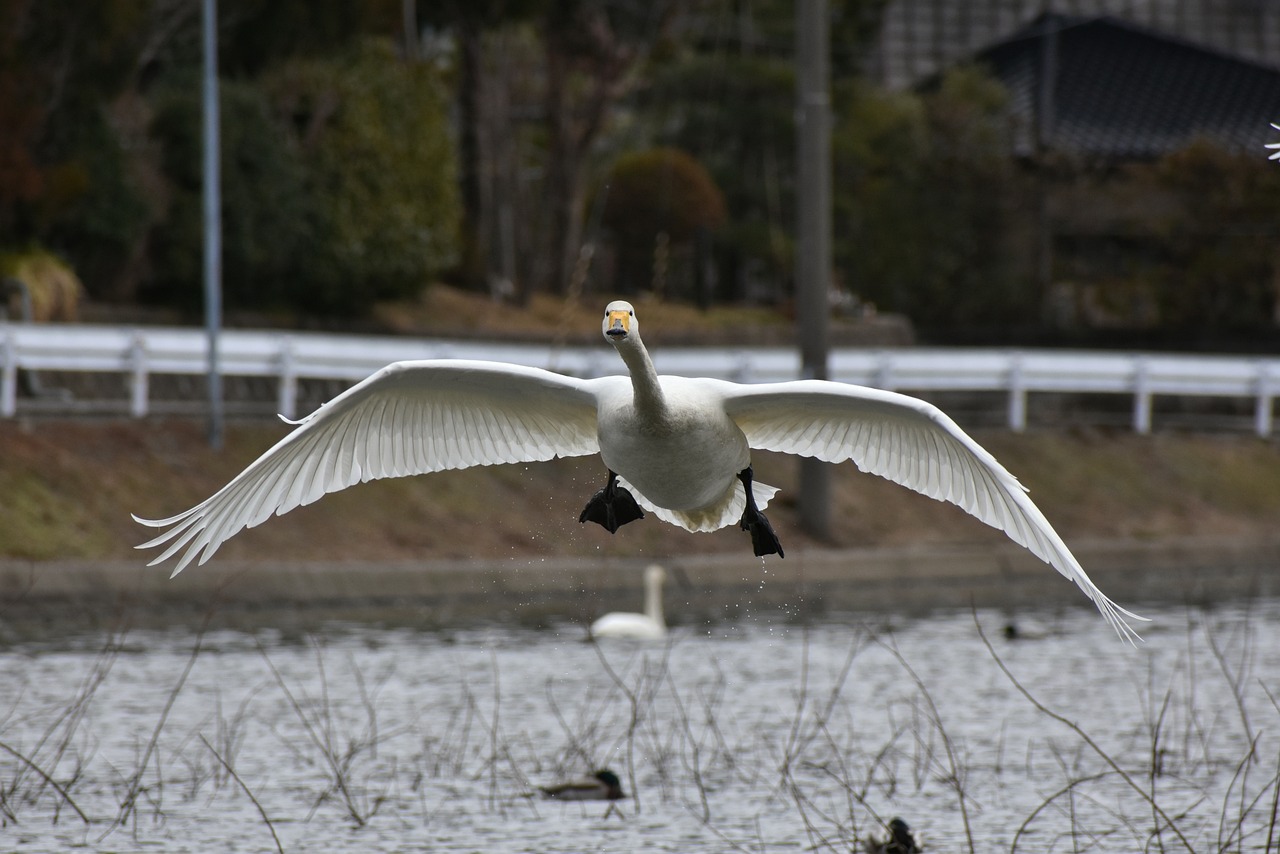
135, 300, 1146, 641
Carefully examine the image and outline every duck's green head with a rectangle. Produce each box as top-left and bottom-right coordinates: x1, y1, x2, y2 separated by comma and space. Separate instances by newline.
593, 768, 625, 798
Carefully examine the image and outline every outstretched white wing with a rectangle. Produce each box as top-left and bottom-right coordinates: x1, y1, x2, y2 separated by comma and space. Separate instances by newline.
722, 379, 1146, 642
135, 359, 601, 575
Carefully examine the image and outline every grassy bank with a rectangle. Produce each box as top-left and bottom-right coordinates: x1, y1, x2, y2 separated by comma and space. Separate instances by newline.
4, 419, 1280, 566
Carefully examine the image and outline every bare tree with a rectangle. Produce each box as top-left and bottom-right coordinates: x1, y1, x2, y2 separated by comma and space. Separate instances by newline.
533, 0, 680, 301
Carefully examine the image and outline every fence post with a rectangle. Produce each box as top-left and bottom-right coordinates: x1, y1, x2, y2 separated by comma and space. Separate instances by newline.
873, 350, 893, 389
0, 329, 15, 417
1256, 361, 1274, 438
1007, 351, 1027, 432
278, 337, 297, 420
1132, 356, 1152, 434
129, 333, 149, 418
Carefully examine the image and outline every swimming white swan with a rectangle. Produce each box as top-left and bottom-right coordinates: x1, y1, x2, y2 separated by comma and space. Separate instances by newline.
134, 299, 1145, 641
1267, 122, 1280, 160
590, 564, 666, 640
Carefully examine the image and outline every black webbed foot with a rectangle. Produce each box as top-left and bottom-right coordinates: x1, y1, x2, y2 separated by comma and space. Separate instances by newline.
579, 470, 645, 534
738, 466, 784, 558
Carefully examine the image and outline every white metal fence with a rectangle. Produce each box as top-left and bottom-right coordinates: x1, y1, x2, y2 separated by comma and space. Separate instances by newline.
2, 322, 1279, 435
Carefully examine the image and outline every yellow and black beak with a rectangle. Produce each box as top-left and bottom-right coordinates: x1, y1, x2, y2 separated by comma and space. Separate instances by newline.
605, 310, 630, 338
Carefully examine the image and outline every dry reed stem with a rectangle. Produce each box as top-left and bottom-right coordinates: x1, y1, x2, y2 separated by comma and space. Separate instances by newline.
106, 616, 209, 837
975, 612, 1196, 852
199, 734, 284, 854
256, 637, 372, 827
0, 738, 89, 824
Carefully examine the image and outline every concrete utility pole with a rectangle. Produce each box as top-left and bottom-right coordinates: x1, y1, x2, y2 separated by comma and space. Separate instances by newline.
796, 0, 832, 539
203, 0, 224, 450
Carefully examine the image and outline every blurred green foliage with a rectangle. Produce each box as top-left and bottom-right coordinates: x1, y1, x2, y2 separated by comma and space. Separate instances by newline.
1048, 139, 1280, 346
218, 0, 401, 76
0, 0, 150, 296
148, 74, 309, 311
1, 0, 457, 318
147, 39, 458, 316
40, 109, 152, 298
833, 66, 1036, 338
647, 52, 797, 300
1145, 141, 1280, 336
274, 40, 459, 312
0, 0, 1275, 344
600, 147, 725, 295
602, 148, 726, 242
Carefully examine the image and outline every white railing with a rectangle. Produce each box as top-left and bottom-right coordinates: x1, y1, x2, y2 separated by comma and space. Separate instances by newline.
2, 322, 1278, 435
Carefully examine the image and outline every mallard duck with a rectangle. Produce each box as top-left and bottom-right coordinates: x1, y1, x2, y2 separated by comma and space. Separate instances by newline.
539, 769, 625, 801
590, 564, 666, 640
1003, 617, 1053, 640
864, 817, 922, 853
134, 300, 1144, 640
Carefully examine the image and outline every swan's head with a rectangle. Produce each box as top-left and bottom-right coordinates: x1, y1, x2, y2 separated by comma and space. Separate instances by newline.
602, 300, 638, 344
644, 564, 665, 587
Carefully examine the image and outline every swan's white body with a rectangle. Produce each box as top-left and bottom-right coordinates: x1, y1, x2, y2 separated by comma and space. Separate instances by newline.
591, 565, 666, 640
135, 300, 1145, 641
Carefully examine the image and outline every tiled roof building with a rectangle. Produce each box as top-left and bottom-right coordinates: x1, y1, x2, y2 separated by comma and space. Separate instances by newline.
973, 13, 1280, 158
869, 0, 1280, 92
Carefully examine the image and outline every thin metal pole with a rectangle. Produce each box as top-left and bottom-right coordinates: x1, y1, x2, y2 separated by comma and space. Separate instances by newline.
203, 0, 224, 449
796, 0, 832, 540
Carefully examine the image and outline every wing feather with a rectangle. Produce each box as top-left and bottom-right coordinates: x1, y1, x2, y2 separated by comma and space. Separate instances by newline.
135, 360, 601, 575
722, 379, 1146, 642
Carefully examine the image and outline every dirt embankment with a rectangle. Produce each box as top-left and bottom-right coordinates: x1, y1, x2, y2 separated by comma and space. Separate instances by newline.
5, 419, 1280, 566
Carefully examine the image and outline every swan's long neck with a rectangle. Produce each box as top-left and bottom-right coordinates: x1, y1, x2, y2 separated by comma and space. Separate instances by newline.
614, 336, 666, 417
644, 573, 665, 625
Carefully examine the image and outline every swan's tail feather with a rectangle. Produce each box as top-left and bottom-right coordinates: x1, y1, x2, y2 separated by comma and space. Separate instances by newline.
617, 475, 779, 533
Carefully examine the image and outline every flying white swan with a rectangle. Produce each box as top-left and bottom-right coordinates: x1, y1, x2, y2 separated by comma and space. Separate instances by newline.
134, 299, 1145, 641
590, 564, 667, 640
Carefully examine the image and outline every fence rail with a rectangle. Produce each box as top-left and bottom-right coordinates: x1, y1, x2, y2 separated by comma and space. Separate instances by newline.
2, 322, 1278, 435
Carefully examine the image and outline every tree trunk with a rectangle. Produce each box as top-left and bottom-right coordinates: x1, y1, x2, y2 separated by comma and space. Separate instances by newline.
537, 30, 581, 300
455, 18, 488, 291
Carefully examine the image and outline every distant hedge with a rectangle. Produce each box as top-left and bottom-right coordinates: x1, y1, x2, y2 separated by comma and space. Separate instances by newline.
146, 39, 459, 317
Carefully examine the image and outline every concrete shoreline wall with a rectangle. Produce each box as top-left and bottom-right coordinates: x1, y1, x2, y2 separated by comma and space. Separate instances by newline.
3, 537, 1279, 636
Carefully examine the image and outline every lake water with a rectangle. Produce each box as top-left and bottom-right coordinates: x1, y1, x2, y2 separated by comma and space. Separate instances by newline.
2, 598, 1278, 852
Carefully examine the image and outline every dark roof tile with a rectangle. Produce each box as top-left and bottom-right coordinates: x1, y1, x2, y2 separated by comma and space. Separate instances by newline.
972, 13, 1280, 159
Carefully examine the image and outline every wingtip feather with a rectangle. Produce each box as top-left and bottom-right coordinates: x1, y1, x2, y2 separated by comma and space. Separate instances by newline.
1096, 597, 1149, 646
